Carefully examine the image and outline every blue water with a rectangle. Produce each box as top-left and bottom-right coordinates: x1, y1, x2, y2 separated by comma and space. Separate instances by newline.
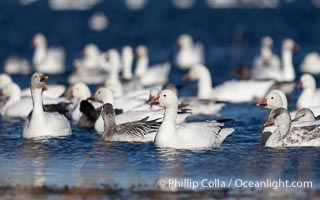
1, 0, 320, 198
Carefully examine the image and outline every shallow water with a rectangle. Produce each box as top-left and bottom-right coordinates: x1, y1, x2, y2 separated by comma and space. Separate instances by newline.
1, 0, 320, 199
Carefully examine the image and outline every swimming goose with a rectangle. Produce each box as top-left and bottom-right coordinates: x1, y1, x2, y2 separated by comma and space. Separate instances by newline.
251, 36, 281, 80
300, 52, 320, 74
175, 34, 204, 69
32, 33, 65, 74
4, 55, 31, 74
184, 64, 274, 103
101, 103, 161, 142
22, 73, 71, 138
148, 90, 234, 149
296, 74, 320, 109
263, 108, 320, 147
135, 45, 171, 86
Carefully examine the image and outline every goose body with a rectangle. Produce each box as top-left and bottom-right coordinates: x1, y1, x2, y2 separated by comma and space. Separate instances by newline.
300, 52, 320, 74
22, 73, 71, 139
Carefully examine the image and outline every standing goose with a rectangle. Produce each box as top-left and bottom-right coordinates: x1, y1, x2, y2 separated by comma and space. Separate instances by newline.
22, 73, 71, 139
148, 90, 234, 149
101, 103, 161, 142
263, 108, 320, 147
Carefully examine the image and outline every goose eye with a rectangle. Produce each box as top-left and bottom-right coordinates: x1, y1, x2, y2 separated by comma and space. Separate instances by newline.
163, 94, 166, 97
271, 97, 274, 99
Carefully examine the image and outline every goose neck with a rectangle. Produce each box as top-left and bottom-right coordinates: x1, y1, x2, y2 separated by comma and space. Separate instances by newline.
197, 71, 213, 98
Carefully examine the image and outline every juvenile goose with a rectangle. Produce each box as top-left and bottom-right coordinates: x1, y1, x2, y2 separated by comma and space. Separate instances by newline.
264, 108, 320, 147
101, 103, 161, 142
296, 74, 320, 109
22, 73, 71, 139
184, 64, 274, 103
148, 90, 234, 149
293, 108, 316, 122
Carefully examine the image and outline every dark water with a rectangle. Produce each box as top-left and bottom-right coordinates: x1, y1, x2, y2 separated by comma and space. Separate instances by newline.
1, 0, 320, 199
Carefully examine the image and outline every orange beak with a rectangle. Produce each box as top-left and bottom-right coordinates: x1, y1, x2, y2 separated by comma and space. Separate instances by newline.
39, 74, 48, 91
257, 99, 268, 107
182, 72, 191, 81
297, 81, 303, 88
147, 96, 160, 105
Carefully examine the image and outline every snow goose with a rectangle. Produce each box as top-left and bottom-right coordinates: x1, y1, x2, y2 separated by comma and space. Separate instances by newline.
296, 74, 320, 109
135, 45, 171, 86
68, 82, 101, 121
4, 55, 31, 74
184, 64, 274, 103
22, 73, 71, 139
251, 36, 281, 80
148, 90, 234, 149
101, 103, 161, 142
300, 52, 320, 74
263, 108, 320, 147
32, 33, 65, 74
175, 34, 204, 69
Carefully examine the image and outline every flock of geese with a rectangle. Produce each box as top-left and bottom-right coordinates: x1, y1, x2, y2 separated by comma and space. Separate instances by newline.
2, 34, 320, 149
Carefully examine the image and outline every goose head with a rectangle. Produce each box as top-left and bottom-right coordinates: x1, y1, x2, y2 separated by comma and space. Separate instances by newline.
177, 34, 192, 48
1, 83, 21, 98
88, 87, 114, 104
282, 38, 299, 52
83, 43, 99, 57
70, 82, 91, 100
105, 49, 121, 69
261, 36, 273, 48
136, 45, 148, 58
263, 108, 291, 132
148, 89, 178, 108
257, 90, 287, 110
32, 33, 46, 47
297, 74, 316, 90
293, 108, 316, 122
31, 72, 48, 90
0, 74, 12, 89
183, 64, 209, 81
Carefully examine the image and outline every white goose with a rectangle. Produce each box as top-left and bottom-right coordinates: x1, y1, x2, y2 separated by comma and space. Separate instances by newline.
264, 108, 320, 147
175, 34, 204, 69
68, 82, 101, 121
296, 74, 320, 109
184, 64, 274, 103
22, 73, 71, 139
148, 90, 234, 149
4, 55, 31, 74
135, 45, 171, 86
32, 33, 65, 74
251, 36, 281, 80
0, 73, 13, 89
300, 52, 320, 74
